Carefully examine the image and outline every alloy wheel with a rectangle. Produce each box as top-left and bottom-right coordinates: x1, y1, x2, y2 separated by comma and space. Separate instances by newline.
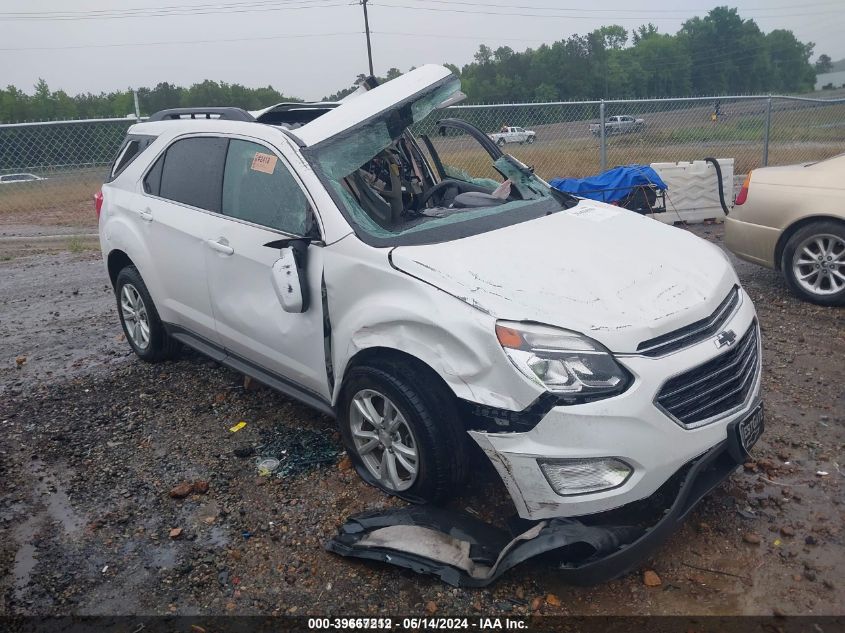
120, 283, 151, 350
792, 233, 845, 296
349, 389, 419, 491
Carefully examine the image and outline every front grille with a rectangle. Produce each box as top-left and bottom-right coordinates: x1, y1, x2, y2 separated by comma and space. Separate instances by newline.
656, 321, 759, 427
637, 286, 740, 357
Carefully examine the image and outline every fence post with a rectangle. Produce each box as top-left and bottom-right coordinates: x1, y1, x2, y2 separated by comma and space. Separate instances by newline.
762, 94, 772, 167
133, 90, 141, 121
599, 99, 607, 173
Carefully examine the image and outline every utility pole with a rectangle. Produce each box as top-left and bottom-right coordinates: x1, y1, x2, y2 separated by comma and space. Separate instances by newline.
361, 0, 374, 76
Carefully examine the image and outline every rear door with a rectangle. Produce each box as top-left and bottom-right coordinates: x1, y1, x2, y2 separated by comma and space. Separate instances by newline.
203, 137, 330, 401
140, 136, 227, 344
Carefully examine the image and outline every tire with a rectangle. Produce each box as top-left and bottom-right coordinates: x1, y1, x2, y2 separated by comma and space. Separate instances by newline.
781, 220, 845, 306
337, 361, 467, 504
527, 135, 536, 144
497, 138, 506, 147
115, 266, 181, 361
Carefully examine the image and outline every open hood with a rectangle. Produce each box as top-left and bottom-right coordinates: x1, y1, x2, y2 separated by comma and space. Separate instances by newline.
295, 65, 461, 148
390, 201, 738, 353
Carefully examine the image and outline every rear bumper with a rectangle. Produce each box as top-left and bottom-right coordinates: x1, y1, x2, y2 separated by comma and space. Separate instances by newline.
725, 216, 780, 268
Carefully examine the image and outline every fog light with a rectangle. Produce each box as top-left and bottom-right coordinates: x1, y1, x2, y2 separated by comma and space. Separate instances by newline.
538, 458, 632, 496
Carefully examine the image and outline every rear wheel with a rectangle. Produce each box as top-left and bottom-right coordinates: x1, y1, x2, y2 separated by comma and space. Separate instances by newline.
338, 362, 467, 504
115, 266, 180, 361
781, 221, 845, 306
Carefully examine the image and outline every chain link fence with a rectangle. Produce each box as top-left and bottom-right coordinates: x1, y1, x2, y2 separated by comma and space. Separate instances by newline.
0, 117, 138, 225
417, 93, 845, 187
1, 94, 844, 224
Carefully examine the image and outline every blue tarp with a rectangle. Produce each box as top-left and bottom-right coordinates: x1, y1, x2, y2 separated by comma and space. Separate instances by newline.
549, 164, 668, 204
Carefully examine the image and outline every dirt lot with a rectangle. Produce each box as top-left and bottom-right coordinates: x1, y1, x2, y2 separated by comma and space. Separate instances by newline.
0, 224, 843, 617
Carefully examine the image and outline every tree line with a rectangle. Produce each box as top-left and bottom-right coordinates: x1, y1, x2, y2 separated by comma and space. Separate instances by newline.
0, 79, 299, 124
0, 6, 826, 123
454, 7, 819, 103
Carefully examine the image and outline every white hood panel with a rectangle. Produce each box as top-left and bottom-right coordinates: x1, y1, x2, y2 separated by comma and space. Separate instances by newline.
295, 64, 454, 147
391, 202, 737, 353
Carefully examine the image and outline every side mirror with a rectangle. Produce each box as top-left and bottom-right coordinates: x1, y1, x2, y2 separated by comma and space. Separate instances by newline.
265, 238, 310, 313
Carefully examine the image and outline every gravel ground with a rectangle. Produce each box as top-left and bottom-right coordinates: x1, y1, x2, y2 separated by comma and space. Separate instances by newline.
1, 224, 843, 617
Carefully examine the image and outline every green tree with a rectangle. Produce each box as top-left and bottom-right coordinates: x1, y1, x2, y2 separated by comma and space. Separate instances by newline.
815, 54, 833, 73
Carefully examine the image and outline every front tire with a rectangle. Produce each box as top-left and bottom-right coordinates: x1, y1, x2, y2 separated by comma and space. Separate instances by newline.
338, 362, 467, 504
781, 221, 845, 306
115, 266, 180, 361
527, 135, 536, 144
497, 138, 506, 147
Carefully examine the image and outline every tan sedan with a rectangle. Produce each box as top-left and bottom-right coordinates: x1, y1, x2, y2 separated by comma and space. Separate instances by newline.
725, 153, 845, 306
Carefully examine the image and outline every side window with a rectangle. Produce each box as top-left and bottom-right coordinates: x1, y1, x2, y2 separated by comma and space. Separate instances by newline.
143, 154, 164, 196
159, 137, 228, 212
108, 135, 156, 182
221, 139, 310, 235
111, 140, 140, 179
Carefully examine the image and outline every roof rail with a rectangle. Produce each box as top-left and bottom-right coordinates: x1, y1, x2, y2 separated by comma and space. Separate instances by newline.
147, 107, 256, 122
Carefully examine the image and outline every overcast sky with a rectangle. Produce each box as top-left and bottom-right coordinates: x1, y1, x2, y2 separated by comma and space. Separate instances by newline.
3, 0, 844, 101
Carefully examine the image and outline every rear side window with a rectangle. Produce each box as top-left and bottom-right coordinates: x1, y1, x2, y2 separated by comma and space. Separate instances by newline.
107, 134, 156, 182
158, 137, 229, 212
221, 139, 309, 235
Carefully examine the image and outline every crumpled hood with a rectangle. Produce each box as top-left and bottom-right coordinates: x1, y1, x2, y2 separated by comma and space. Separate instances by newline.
390, 202, 738, 353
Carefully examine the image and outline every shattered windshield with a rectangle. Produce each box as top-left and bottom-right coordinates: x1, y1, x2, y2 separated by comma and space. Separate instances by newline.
304, 78, 574, 247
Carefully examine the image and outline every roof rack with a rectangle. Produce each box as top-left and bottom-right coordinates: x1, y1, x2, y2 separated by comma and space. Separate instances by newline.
147, 107, 256, 122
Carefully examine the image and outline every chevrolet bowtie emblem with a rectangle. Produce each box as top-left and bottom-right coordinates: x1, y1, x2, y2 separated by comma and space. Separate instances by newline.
714, 330, 737, 348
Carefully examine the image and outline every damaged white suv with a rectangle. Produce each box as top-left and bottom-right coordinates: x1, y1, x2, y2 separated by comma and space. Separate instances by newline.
99, 66, 762, 572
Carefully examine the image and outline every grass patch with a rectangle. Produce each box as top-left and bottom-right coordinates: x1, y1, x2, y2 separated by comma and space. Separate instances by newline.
67, 237, 85, 253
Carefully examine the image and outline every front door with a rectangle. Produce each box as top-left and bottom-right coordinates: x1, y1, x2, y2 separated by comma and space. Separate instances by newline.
204, 137, 330, 400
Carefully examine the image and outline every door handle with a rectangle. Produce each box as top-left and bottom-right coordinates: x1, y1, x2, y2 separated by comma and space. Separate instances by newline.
139, 209, 153, 222
207, 238, 234, 256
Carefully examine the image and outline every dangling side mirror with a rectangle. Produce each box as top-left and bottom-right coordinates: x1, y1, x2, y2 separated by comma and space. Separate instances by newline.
265, 238, 311, 313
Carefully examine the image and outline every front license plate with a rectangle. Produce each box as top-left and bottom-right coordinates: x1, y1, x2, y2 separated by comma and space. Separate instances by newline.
736, 405, 764, 455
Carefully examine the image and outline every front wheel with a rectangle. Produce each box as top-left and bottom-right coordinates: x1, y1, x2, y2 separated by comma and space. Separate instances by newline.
337, 363, 467, 504
781, 221, 845, 306
526, 135, 536, 144
497, 138, 506, 147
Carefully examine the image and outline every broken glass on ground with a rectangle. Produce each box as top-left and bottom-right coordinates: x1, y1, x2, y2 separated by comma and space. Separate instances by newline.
255, 425, 341, 478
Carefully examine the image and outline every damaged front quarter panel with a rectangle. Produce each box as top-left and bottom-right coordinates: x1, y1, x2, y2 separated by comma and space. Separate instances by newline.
322, 235, 545, 413
326, 441, 740, 587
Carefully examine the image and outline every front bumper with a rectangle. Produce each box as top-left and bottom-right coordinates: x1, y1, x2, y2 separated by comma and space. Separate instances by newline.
469, 291, 760, 520
327, 440, 744, 587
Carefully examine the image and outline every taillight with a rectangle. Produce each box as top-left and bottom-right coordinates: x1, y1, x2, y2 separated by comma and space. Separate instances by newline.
735, 173, 751, 206
94, 190, 104, 219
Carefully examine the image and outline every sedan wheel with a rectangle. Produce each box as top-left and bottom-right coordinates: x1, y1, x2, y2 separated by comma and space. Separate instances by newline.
791, 233, 845, 297
349, 389, 419, 492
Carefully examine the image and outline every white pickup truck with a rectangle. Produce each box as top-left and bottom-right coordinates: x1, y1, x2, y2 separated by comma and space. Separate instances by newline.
488, 126, 536, 146
590, 115, 645, 136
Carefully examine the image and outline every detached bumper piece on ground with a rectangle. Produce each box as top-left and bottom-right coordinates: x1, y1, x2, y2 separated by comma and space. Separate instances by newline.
326, 442, 741, 587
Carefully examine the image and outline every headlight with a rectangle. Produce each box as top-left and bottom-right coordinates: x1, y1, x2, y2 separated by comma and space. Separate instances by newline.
496, 321, 630, 402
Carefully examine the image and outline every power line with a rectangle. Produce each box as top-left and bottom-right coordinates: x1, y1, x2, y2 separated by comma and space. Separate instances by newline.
0, 31, 362, 51
0, 0, 349, 21
3, 0, 840, 19
408, 0, 844, 14
370, 1, 843, 21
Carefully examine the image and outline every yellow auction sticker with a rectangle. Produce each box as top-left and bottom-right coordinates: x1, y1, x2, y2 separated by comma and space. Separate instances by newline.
229, 421, 247, 433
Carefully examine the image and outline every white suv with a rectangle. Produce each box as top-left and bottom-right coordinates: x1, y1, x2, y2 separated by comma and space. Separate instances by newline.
99, 66, 762, 531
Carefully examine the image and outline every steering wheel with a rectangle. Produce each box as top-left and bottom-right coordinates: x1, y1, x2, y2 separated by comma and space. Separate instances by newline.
416, 179, 464, 209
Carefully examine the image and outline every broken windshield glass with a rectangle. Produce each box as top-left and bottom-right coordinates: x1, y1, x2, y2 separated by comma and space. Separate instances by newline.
304, 79, 576, 247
